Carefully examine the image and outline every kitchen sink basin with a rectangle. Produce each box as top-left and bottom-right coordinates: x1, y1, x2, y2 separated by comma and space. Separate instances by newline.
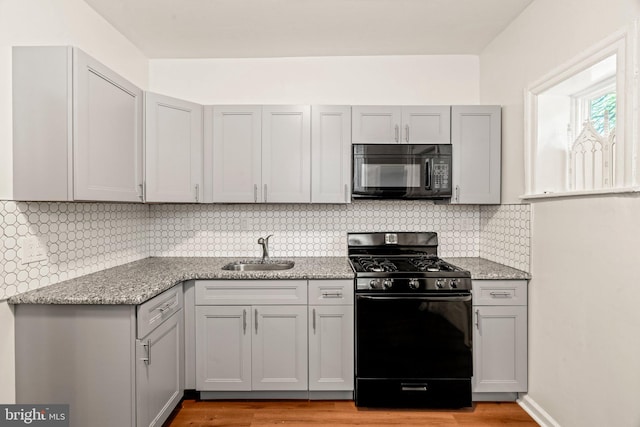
222, 259, 295, 271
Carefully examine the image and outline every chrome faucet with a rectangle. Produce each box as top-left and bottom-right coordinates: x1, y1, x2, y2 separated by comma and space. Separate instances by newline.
257, 234, 273, 263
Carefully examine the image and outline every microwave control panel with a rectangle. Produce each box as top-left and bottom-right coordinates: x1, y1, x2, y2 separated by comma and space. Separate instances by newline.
432, 160, 450, 191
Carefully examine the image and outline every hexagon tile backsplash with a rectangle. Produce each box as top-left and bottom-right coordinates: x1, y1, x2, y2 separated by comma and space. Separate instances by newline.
0, 201, 149, 300
0, 200, 530, 300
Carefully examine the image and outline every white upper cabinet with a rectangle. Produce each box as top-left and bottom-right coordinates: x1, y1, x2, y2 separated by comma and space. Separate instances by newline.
12, 46, 143, 202
145, 92, 203, 203
352, 106, 450, 144
352, 106, 401, 143
401, 106, 451, 143
208, 105, 311, 203
451, 106, 502, 204
207, 106, 262, 203
311, 106, 351, 203
73, 49, 143, 202
262, 105, 311, 203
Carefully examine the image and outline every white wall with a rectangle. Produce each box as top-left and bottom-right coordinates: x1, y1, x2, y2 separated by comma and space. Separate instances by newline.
149, 55, 479, 105
0, 0, 149, 200
0, 0, 149, 403
480, 1, 640, 426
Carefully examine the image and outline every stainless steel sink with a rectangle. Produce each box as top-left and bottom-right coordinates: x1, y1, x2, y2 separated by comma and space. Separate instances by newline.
222, 259, 295, 271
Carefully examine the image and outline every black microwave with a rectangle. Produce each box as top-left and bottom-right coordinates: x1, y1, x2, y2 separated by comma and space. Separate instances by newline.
352, 144, 452, 199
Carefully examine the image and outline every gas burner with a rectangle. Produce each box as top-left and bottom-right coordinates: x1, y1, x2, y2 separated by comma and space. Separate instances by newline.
356, 257, 398, 273
409, 256, 450, 272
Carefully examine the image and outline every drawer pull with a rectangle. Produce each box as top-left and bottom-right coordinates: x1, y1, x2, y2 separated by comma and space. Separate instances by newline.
401, 383, 428, 392
321, 291, 343, 298
489, 291, 512, 298
255, 309, 258, 334
158, 302, 173, 313
243, 309, 247, 335
312, 308, 316, 334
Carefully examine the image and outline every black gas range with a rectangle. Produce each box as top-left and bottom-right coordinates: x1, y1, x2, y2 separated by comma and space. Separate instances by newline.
349, 232, 473, 408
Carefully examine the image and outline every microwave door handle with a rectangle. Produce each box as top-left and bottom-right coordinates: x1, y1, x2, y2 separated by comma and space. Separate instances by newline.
425, 159, 431, 190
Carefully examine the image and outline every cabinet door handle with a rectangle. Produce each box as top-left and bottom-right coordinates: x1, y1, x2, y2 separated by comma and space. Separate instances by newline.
195, 184, 200, 202
344, 184, 348, 203
312, 308, 316, 334
475, 309, 480, 330
139, 183, 144, 201
243, 309, 247, 335
264, 184, 268, 203
142, 339, 151, 365
455, 185, 460, 202
405, 124, 410, 142
321, 291, 343, 298
254, 309, 258, 334
489, 291, 512, 298
394, 124, 399, 142
254, 184, 258, 203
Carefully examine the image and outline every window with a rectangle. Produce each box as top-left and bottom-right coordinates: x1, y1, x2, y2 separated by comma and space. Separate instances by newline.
524, 24, 638, 198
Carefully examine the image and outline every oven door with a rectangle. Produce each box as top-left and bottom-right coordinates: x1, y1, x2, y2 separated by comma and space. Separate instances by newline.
355, 292, 472, 407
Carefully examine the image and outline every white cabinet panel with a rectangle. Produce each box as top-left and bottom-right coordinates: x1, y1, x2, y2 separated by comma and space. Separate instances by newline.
136, 310, 183, 427
145, 92, 203, 203
451, 106, 501, 204
473, 305, 527, 393
311, 106, 352, 203
252, 305, 308, 391
262, 106, 311, 203
353, 106, 450, 144
209, 106, 262, 203
402, 106, 450, 143
352, 106, 401, 143
195, 306, 252, 391
308, 305, 354, 391
73, 48, 143, 202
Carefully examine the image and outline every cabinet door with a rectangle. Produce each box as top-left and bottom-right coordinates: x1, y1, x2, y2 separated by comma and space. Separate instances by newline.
145, 92, 203, 203
311, 106, 352, 203
136, 310, 184, 427
195, 306, 252, 391
352, 106, 401, 143
308, 305, 354, 391
451, 106, 501, 204
73, 48, 143, 202
402, 106, 451, 144
262, 106, 311, 202
252, 305, 308, 390
210, 106, 262, 202
473, 305, 527, 393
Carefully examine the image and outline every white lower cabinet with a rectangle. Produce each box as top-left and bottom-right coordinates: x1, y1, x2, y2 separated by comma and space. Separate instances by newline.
195, 280, 309, 393
14, 284, 184, 427
194, 279, 353, 397
308, 305, 354, 391
472, 280, 528, 394
136, 310, 184, 427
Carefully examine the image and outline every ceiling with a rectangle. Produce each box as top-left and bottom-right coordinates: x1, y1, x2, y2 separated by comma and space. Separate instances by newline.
83, 0, 534, 59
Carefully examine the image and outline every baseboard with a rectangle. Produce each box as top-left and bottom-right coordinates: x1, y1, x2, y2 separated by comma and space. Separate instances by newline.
517, 394, 561, 427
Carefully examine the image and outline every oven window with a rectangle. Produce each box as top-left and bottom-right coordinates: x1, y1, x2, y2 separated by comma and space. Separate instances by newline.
356, 295, 472, 379
360, 164, 421, 188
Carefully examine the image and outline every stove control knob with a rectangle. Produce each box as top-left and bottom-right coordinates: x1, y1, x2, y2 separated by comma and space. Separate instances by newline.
435, 279, 445, 289
382, 279, 393, 290
408, 279, 419, 290
369, 279, 379, 289
449, 279, 458, 289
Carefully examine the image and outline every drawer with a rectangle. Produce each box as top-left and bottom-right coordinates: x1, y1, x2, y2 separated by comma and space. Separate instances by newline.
308, 280, 354, 305
195, 280, 307, 306
472, 280, 527, 306
137, 283, 183, 338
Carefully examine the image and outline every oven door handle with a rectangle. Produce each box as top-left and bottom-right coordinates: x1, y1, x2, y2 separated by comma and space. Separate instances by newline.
357, 295, 471, 302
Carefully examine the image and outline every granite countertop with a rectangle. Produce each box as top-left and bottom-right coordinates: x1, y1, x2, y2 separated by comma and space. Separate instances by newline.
444, 257, 531, 280
8, 257, 355, 305
8, 256, 530, 305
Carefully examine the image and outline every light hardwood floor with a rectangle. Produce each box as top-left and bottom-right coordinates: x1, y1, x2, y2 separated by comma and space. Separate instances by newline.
166, 400, 539, 426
